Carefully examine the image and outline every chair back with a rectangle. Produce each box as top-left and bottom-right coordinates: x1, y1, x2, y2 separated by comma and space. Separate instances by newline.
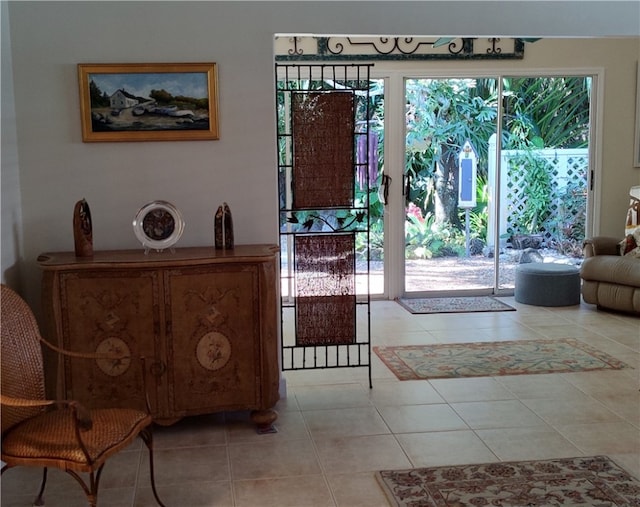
1, 284, 47, 434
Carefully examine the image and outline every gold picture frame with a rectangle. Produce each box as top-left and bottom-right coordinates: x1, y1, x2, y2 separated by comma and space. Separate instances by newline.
78, 63, 219, 142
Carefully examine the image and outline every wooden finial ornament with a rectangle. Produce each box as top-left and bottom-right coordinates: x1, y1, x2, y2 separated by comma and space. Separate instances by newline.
214, 202, 234, 250
73, 198, 93, 257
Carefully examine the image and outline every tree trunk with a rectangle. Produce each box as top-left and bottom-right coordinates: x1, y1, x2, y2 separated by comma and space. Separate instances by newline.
434, 146, 461, 227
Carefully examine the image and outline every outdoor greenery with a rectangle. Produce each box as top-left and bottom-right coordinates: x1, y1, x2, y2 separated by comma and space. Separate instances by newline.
398, 76, 590, 258
502, 77, 591, 150
277, 75, 590, 262
405, 78, 497, 229
507, 151, 554, 235
405, 205, 466, 259
546, 180, 588, 256
467, 173, 490, 243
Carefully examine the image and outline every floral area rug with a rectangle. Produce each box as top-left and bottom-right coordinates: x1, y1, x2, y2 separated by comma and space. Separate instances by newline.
373, 339, 631, 380
396, 296, 515, 314
376, 456, 640, 507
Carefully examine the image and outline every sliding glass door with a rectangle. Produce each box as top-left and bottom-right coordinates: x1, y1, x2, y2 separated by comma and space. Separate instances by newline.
497, 75, 591, 290
275, 66, 594, 300
399, 74, 591, 296
403, 76, 499, 294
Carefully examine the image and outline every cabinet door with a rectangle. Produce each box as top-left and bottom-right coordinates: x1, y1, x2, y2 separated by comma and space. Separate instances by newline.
166, 264, 259, 414
58, 271, 160, 412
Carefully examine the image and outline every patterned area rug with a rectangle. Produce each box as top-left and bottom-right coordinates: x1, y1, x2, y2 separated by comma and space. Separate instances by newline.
396, 296, 515, 314
373, 339, 631, 380
376, 456, 640, 507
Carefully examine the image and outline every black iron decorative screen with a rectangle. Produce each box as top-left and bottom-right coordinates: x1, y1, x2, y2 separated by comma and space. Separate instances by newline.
275, 37, 526, 62
276, 63, 373, 387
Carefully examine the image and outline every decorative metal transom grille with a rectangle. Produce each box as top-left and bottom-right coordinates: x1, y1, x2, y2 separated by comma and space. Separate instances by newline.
275, 36, 526, 61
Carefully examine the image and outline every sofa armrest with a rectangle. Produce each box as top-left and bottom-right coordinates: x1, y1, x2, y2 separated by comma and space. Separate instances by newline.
582, 236, 621, 258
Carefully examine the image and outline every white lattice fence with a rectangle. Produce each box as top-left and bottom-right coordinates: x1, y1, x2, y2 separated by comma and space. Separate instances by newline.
487, 134, 588, 247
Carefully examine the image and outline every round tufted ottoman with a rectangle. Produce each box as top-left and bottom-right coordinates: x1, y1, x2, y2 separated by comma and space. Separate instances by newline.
514, 262, 581, 307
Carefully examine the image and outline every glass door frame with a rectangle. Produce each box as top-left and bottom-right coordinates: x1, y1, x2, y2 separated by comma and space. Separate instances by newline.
376, 67, 601, 300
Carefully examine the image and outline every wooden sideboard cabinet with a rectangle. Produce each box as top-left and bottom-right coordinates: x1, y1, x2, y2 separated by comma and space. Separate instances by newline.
38, 245, 280, 427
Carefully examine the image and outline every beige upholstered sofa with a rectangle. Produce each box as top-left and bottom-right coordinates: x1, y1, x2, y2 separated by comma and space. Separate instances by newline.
580, 236, 640, 314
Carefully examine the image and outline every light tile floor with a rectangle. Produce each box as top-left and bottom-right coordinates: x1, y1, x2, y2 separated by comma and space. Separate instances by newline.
2, 297, 639, 507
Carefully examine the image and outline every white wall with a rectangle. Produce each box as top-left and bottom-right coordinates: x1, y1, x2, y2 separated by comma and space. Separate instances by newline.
3, 1, 640, 306
1, 0, 22, 289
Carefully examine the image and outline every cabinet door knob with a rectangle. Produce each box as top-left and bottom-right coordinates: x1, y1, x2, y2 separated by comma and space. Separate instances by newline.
149, 361, 166, 377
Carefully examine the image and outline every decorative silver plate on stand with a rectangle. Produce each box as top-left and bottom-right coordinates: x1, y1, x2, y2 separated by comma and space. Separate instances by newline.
133, 200, 184, 253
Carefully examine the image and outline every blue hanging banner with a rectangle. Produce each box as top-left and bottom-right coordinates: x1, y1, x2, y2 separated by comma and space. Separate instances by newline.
458, 140, 478, 208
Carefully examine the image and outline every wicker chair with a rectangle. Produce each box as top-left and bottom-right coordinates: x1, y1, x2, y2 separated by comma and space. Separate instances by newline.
0, 284, 166, 507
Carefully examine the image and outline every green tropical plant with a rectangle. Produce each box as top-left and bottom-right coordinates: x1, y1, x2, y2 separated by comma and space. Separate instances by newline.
466, 173, 489, 242
355, 187, 385, 260
405, 207, 466, 259
546, 180, 587, 257
404, 76, 589, 223
502, 77, 591, 149
508, 151, 553, 235
405, 78, 498, 228
555, 181, 587, 240
405, 212, 436, 259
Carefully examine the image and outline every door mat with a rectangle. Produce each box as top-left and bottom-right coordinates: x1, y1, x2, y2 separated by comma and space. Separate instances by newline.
373, 338, 631, 380
376, 456, 640, 507
396, 296, 515, 314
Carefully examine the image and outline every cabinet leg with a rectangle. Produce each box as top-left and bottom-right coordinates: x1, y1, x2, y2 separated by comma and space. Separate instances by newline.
250, 409, 278, 434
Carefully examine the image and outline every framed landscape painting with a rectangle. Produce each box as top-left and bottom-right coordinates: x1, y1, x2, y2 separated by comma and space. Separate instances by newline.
78, 63, 219, 142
